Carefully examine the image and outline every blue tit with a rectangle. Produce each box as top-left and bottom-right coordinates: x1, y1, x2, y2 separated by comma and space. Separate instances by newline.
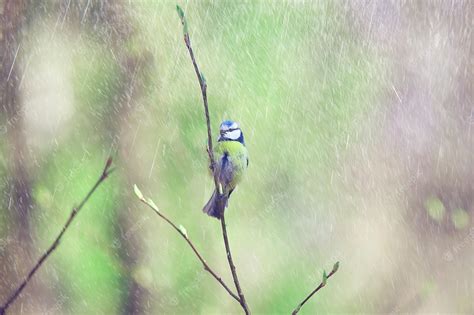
203, 120, 249, 219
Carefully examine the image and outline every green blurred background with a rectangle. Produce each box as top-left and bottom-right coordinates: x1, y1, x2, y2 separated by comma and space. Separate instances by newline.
1, 1, 472, 314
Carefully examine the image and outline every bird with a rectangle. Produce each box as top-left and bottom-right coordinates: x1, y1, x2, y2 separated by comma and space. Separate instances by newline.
203, 120, 248, 219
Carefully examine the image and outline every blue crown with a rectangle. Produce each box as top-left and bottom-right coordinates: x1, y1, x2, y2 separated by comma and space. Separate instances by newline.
221, 120, 235, 128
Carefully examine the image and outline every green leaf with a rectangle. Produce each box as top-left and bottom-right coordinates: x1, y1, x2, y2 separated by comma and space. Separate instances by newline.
332, 261, 339, 273
147, 198, 160, 213
133, 184, 144, 200
176, 4, 188, 35
322, 270, 328, 286
179, 225, 188, 238
176, 5, 185, 20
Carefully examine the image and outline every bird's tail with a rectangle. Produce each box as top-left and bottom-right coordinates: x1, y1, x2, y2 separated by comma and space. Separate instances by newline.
202, 190, 227, 219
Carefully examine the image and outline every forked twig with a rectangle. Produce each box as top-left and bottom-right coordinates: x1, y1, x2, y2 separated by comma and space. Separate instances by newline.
0, 158, 114, 315
133, 185, 240, 303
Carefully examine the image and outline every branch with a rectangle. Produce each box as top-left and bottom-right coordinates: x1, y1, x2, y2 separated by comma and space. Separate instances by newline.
133, 185, 240, 303
291, 261, 340, 315
176, 5, 251, 314
0, 157, 115, 315
221, 215, 251, 314
176, 5, 220, 194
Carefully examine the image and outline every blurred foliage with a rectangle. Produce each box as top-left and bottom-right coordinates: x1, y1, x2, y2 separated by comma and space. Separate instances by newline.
33, 147, 125, 313
451, 208, 469, 230
425, 196, 446, 222
0, 1, 387, 313
1, 1, 472, 314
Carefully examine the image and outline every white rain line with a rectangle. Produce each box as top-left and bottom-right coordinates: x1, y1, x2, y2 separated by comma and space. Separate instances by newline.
7, 44, 20, 82
7, 186, 13, 211
60, 0, 72, 29
18, 53, 33, 90
366, 0, 377, 44
130, 124, 141, 150
148, 139, 161, 179
391, 83, 402, 103
81, 0, 92, 24
126, 59, 141, 108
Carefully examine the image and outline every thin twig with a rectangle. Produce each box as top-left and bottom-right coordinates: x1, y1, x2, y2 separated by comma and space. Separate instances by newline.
176, 5, 251, 314
221, 215, 251, 314
291, 262, 340, 315
0, 158, 114, 315
133, 186, 240, 303
176, 5, 220, 193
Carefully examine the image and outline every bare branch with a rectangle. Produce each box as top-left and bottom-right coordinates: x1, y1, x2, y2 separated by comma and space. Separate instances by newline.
0, 158, 115, 315
291, 262, 340, 315
221, 215, 251, 314
176, 4, 220, 193
176, 5, 251, 314
133, 185, 240, 303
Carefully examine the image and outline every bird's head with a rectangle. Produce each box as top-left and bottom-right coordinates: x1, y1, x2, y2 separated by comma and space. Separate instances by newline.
218, 120, 245, 144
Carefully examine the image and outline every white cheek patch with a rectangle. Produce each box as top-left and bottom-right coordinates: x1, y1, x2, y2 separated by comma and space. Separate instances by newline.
226, 129, 241, 140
